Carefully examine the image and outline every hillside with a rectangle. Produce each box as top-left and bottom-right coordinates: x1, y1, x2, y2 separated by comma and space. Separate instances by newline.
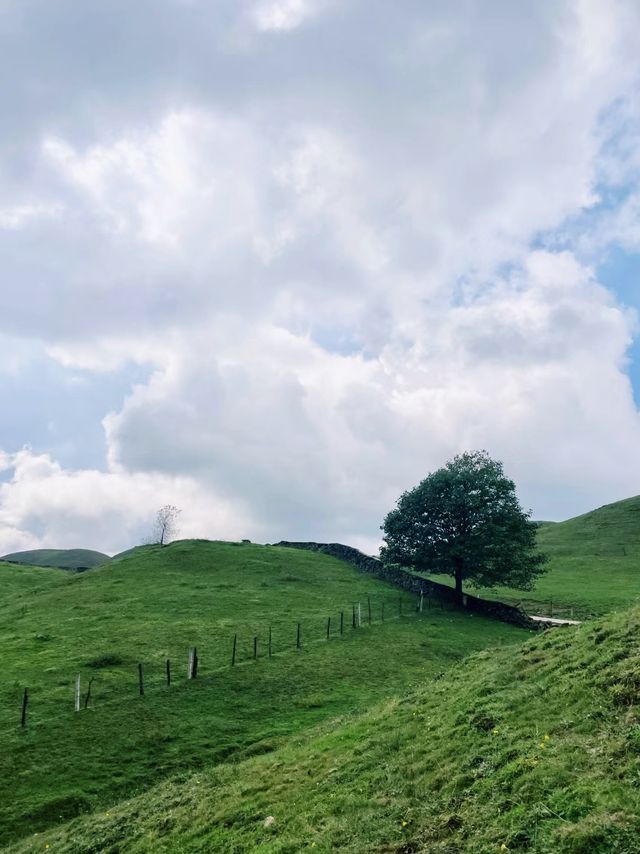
1, 548, 111, 570
0, 541, 524, 846
9, 604, 640, 853
433, 495, 640, 618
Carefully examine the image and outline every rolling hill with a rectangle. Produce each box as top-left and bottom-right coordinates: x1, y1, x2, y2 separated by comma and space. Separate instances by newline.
431, 495, 640, 619
1, 548, 111, 570
4, 497, 640, 851
0, 540, 525, 846
8, 602, 640, 853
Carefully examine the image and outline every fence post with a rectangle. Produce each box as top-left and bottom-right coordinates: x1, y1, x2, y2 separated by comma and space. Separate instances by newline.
352, 604, 356, 628
138, 663, 144, 696
253, 636, 258, 660
268, 625, 272, 658
188, 648, 194, 679
326, 617, 331, 639
358, 603, 362, 627
192, 646, 198, 678
420, 590, 424, 613
340, 611, 344, 635
20, 688, 28, 728
166, 659, 171, 687
231, 634, 237, 666
75, 674, 81, 713
296, 622, 301, 649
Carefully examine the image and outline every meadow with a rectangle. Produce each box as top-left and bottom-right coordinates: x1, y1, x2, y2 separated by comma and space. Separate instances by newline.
429, 495, 640, 619
3, 496, 640, 851
9, 602, 640, 853
0, 541, 524, 846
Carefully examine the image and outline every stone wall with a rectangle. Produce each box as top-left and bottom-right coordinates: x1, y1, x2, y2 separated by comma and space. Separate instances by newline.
273, 541, 542, 631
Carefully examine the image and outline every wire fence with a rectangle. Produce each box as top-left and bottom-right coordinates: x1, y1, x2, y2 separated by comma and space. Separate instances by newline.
10, 590, 451, 730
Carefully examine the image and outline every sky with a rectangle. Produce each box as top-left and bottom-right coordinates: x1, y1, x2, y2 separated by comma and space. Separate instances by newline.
1, 0, 640, 556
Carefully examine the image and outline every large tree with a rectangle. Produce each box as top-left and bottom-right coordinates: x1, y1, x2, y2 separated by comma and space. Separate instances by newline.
381, 451, 547, 600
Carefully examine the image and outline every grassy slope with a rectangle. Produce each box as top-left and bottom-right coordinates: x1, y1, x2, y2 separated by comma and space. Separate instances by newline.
11, 605, 640, 854
433, 496, 640, 619
0, 541, 525, 846
1, 549, 111, 569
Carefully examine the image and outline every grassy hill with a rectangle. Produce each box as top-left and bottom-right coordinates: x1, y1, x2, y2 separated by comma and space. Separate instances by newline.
9, 603, 640, 853
1, 548, 111, 570
432, 496, 640, 619
0, 541, 525, 846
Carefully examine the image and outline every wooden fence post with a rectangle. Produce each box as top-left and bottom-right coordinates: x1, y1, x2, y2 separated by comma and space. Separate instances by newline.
192, 646, 198, 678
166, 659, 171, 686
326, 617, 331, 639
253, 636, 258, 660
138, 663, 144, 696
20, 688, 28, 728
296, 622, 301, 649
352, 604, 356, 628
268, 625, 272, 658
358, 603, 362, 627
340, 611, 344, 635
188, 648, 194, 679
420, 591, 424, 613
75, 674, 81, 712
231, 634, 237, 666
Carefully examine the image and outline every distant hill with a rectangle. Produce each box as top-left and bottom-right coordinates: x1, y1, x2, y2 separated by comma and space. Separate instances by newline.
0, 548, 111, 570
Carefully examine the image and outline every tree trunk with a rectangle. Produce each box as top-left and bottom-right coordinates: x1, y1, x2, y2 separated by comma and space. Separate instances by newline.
454, 557, 464, 603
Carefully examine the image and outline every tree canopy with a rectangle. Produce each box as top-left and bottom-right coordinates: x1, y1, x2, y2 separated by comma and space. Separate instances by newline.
380, 451, 547, 599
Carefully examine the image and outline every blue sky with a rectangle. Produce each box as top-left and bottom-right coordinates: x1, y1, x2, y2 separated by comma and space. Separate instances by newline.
1, 0, 640, 554
598, 248, 640, 402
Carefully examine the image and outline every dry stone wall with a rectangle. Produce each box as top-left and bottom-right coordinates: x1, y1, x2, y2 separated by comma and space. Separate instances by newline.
273, 541, 542, 631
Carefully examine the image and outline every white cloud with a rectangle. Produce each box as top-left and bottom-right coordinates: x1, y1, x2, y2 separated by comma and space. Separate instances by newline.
0, 202, 62, 230
1, 0, 640, 552
250, 0, 324, 32
0, 449, 258, 555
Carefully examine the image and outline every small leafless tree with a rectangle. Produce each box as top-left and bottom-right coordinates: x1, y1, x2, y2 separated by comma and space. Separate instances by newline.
152, 505, 181, 546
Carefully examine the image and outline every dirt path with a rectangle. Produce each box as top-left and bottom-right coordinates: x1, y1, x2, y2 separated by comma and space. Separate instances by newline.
529, 615, 581, 626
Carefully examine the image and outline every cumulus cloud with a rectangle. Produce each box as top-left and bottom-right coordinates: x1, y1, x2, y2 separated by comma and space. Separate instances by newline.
1, 0, 640, 553
0, 449, 257, 555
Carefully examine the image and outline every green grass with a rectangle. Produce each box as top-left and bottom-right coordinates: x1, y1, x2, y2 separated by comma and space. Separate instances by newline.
1, 549, 111, 570
10, 604, 640, 853
430, 495, 640, 619
0, 541, 525, 846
